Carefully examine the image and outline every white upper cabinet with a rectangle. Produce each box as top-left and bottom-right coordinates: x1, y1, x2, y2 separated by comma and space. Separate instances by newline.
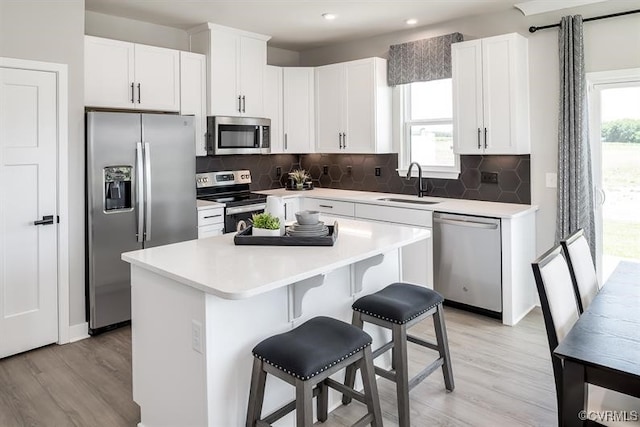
315, 58, 391, 154
189, 23, 270, 117
452, 33, 530, 154
85, 36, 180, 111
283, 67, 315, 153
264, 65, 283, 153
180, 51, 207, 156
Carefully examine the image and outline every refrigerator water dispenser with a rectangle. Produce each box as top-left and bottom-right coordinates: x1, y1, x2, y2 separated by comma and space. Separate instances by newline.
104, 166, 132, 211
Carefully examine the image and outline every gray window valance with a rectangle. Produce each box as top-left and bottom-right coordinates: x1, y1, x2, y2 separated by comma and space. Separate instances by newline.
388, 32, 463, 86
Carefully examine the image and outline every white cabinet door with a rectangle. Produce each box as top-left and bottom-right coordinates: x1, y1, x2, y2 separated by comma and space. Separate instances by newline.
134, 44, 180, 111
85, 36, 135, 109
315, 63, 345, 153
240, 36, 266, 117
264, 65, 283, 153
210, 30, 240, 116
180, 52, 207, 156
283, 198, 300, 222
452, 40, 484, 154
453, 33, 529, 155
283, 67, 314, 153
345, 59, 375, 153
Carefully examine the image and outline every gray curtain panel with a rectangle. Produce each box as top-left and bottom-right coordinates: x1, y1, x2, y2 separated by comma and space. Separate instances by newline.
388, 32, 463, 86
556, 15, 596, 259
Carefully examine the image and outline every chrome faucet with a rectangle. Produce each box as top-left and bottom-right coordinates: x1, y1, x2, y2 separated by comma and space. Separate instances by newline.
406, 162, 428, 198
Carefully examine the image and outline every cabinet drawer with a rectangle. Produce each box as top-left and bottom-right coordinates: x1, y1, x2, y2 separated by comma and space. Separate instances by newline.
198, 223, 224, 239
198, 208, 224, 227
302, 198, 355, 217
355, 203, 433, 227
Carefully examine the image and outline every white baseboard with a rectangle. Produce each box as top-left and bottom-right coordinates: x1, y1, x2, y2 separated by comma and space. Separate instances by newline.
68, 322, 90, 343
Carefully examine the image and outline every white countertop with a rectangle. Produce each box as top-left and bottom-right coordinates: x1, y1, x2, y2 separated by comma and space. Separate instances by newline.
122, 217, 429, 300
197, 199, 224, 210
258, 188, 537, 219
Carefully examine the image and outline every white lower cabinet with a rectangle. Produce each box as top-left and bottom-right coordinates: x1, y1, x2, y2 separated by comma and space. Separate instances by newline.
198, 206, 224, 238
302, 198, 355, 218
283, 197, 300, 222
354, 203, 433, 289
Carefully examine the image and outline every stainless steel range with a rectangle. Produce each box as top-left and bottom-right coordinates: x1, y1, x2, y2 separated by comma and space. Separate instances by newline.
196, 170, 267, 233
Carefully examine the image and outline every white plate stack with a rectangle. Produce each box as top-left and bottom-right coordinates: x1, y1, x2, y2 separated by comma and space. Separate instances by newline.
286, 221, 329, 237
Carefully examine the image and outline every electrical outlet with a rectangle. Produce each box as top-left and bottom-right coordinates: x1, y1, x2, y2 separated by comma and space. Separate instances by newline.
481, 171, 499, 184
546, 172, 557, 188
323, 165, 329, 175
375, 167, 381, 177
275, 166, 281, 177
192, 320, 203, 353
346, 165, 352, 175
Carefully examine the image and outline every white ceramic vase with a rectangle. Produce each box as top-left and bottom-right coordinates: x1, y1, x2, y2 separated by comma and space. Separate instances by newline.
252, 227, 281, 237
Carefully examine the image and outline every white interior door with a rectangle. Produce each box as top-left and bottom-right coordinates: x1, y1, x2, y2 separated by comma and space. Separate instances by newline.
0, 66, 59, 358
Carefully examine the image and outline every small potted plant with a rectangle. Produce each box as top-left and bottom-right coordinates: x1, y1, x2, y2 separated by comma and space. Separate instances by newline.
289, 169, 310, 190
250, 212, 281, 237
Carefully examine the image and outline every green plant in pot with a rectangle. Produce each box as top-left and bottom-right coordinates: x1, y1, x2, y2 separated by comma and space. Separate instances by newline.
289, 169, 310, 190
251, 212, 281, 237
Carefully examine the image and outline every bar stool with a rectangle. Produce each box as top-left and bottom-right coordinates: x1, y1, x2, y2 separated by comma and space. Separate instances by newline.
343, 282, 454, 427
246, 316, 383, 427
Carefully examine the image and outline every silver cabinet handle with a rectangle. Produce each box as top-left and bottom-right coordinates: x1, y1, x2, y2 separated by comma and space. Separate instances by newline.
131, 83, 135, 104
34, 215, 56, 226
242, 95, 246, 113
339, 133, 343, 149
137, 83, 141, 104
477, 128, 481, 149
484, 127, 488, 149
203, 214, 222, 219
284, 133, 288, 150
433, 217, 498, 229
143, 142, 152, 241
238, 96, 242, 113
343, 132, 346, 149
135, 142, 144, 242
319, 204, 333, 209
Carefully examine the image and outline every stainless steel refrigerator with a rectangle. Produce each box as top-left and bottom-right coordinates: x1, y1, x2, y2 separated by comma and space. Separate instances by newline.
86, 112, 197, 334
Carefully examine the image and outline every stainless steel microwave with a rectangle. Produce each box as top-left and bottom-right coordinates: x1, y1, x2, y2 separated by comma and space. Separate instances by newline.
206, 116, 271, 155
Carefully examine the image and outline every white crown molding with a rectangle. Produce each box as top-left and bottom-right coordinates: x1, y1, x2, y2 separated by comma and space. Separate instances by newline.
514, 0, 609, 16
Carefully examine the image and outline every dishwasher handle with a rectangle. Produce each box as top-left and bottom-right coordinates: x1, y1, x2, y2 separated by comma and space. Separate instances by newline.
433, 217, 499, 230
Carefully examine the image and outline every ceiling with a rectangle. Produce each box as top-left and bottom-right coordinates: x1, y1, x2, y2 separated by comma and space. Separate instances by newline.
85, 0, 524, 50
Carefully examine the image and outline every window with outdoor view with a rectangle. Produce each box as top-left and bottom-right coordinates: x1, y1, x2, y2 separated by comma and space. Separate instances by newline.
402, 78, 459, 177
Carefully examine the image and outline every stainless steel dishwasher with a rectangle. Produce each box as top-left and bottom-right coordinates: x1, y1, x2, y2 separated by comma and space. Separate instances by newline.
433, 212, 502, 318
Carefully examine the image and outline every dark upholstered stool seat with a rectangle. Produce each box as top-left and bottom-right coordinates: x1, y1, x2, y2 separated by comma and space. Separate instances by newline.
247, 316, 383, 426
352, 282, 444, 324
344, 282, 453, 427
253, 316, 372, 380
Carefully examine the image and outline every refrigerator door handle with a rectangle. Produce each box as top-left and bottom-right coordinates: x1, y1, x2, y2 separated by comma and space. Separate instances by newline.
143, 142, 152, 242
135, 142, 144, 243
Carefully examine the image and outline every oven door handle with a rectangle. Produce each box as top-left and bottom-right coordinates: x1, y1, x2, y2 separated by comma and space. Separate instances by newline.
225, 203, 266, 215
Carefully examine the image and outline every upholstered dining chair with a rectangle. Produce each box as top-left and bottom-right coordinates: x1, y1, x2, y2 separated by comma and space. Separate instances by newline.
532, 246, 640, 427
560, 229, 601, 313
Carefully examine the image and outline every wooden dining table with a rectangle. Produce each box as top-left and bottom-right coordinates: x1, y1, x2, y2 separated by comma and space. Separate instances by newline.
554, 261, 640, 426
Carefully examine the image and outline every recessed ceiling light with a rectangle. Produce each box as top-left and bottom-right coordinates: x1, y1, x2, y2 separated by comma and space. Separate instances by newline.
322, 13, 337, 20
406, 18, 418, 25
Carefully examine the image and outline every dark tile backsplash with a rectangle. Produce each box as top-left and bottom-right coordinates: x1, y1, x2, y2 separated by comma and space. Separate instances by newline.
196, 153, 531, 204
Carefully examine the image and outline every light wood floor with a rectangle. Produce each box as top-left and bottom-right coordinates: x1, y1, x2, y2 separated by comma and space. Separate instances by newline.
0, 307, 556, 426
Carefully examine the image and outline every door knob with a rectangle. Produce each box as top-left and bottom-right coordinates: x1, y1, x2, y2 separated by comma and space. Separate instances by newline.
34, 215, 58, 226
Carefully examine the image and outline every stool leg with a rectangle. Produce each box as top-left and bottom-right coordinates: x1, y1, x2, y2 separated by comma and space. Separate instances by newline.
393, 323, 410, 427
361, 346, 383, 427
246, 358, 267, 427
295, 379, 314, 427
317, 380, 328, 422
434, 304, 455, 391
342, 311, 363, 405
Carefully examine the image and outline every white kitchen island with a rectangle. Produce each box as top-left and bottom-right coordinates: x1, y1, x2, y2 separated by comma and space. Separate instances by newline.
121, 218, 430, 427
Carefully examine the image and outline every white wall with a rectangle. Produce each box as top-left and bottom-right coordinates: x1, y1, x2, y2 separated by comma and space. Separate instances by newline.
267, 46, 301, 66
300, 3, 640, 257
85, 11, 189, 50
0, 0, 86, 327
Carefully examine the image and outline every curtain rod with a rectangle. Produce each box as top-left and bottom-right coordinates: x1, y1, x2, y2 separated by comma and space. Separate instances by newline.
529, 9, 640, 33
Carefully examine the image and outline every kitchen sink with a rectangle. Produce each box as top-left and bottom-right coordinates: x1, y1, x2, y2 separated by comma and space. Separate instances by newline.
376, 197, 440, 205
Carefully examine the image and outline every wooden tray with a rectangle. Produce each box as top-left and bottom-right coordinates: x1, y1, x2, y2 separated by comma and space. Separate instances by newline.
234, 224, 338, 246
